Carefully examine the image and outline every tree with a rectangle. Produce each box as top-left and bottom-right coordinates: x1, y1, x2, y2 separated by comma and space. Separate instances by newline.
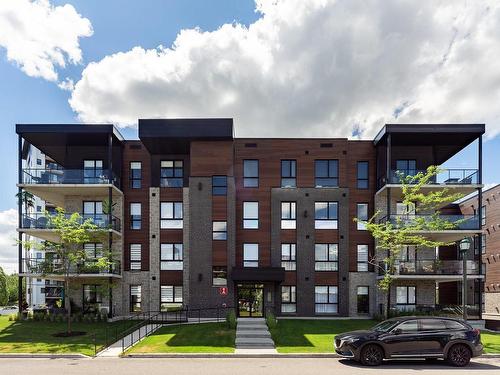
0, 267, 8, 306
16, 191, 35, 216
6, 273, 20, 304
356, 166, 466, 317
21, 208, 113, 335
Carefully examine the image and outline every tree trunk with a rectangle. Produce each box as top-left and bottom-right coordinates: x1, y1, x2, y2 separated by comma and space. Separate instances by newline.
65, 278, 72, 334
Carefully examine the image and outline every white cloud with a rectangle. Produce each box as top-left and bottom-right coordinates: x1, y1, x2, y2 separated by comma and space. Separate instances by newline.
0, 209, 18, 275
68, 0, 500, 139
0, 0, 92, 82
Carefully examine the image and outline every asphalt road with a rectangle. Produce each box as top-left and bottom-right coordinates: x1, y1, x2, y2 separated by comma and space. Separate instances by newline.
0, 357, 499, 375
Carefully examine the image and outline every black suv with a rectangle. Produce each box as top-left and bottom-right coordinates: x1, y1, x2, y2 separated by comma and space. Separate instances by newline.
334, 317, 483, 366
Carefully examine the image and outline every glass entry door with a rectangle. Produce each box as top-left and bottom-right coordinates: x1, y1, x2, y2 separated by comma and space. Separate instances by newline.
237, 284, 264, 317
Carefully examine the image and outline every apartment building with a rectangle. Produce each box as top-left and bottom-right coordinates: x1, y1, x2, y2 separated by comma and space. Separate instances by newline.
15, 121, 485, 319
459, 184, 500, 329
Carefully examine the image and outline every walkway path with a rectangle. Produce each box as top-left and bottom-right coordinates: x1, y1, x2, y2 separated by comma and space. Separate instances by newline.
234, 318, 277, 354
97, 323, 162, 357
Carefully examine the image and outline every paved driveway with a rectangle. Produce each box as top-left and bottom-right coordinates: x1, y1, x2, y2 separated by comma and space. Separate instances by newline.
0, 357, 499, 374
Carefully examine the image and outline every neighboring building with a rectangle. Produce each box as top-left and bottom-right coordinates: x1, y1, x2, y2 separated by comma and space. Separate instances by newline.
460, 184, 500, 329
15, 121, 485, 319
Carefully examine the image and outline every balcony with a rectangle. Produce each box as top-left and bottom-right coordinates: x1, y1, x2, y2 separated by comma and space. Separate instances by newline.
389, 304, 481, 319
19, 168, 122, 206
20, 257, 121, 278
19, 213, 121, 242
378, 259, 481, 279
387, 168, 479, 185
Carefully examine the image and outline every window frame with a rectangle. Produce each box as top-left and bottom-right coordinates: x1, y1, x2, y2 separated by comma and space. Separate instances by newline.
481, 205, 486, 226
281, 201, 296, 229
212, 176, 228, 196
243, 201, 259, 229
129, 161, 142, 189
83, 160, 104, 184
356, 203, 368, 230
281, 285, 297, 313
315, 159, 339, 187
281, 160, 297, 188
212, 266, 227, 286
129, 243, 142, 271
160, 285, 183, 311
314, 243, 338, 271
243, 159, 259, 188
314, 201, 338, 229
130, 202, 141, 230
212, 221, 227, 240
357, 161, 369, 189
357, 244, 369, 272
357, 286, 369, 314
160, 202, 183, 229
315, 285, 338, 314
281, 243, 296, 271
160, 243, 183, 270
160, 160, 184, 188
129, 285, 142, 312
396, 285, 416, 306
243, 243, 259, 267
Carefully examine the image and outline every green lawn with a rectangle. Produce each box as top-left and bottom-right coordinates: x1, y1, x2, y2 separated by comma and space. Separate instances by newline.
269, 319, 500, 354
128, 322, 235, 354
0, 315, 136, 356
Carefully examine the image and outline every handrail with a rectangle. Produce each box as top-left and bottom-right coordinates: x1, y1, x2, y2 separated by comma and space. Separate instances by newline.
21, 167, 121, 188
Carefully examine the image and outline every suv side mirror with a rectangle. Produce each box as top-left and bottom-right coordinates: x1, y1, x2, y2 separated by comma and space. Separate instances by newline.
392, 328, 402, 335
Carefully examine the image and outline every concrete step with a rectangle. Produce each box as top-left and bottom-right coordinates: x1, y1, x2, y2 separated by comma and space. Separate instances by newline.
236, 330, 271, 338
235, 337, 275, 347
237, 318, 265, 324
237, 322, 267, 327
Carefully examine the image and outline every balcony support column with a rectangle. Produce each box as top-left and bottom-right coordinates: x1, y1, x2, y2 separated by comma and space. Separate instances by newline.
18, 134, 24, 313
477, 133, 483, 319
107, 133, 114, 317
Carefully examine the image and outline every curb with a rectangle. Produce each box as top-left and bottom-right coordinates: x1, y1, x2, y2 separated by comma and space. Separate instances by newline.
124, 353, 500, 359
0, 353, 89, 359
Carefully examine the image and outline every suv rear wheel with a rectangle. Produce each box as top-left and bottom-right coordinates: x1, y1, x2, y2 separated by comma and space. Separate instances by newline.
360, 344, 384, 366
447, 344, 471, 367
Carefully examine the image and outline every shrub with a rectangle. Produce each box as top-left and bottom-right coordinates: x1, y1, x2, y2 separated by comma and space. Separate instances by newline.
226, 310, 236, 329
266, 312, 277, 330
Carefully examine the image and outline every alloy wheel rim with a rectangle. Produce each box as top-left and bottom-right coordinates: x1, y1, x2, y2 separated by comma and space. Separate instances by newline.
451, 346, 469, 365
364, 346, 382, 365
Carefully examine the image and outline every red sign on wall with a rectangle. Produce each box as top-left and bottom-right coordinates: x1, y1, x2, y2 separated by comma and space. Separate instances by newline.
219, 287, 228, 295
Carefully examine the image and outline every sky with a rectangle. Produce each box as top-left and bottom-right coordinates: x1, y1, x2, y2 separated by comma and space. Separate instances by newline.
0, 0, 500, 273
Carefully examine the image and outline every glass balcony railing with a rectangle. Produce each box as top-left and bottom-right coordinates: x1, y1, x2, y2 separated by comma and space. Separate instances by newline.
388, 168, 479, 185
22, 168, 120, 188
389, 304, 480, 318
379, 214, 479, 230
21, 257, 121, 276
21, 213, 121, 232
379, 259, 479, 276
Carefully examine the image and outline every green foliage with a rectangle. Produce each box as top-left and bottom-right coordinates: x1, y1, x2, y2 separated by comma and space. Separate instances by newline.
266, 312, 278, 329
225, 310, 236, 329
0, 267, 8, 306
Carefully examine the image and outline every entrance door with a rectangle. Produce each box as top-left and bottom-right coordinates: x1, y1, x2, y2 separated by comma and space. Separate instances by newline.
237, 284, 264, 317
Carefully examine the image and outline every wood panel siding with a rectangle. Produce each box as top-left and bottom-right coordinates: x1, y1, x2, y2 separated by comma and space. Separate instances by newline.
190, 141, 234, 177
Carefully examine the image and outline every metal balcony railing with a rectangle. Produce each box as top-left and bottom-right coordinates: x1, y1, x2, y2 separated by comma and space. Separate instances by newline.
21, 168, 120, 188
379, 214, 479, 230
378, 168, 479, 188
21, 257, 121, 276
21, 213, 121, 232
378, 259, 479, 276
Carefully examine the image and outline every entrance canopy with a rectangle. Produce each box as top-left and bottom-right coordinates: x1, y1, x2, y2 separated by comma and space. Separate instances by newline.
231, 267, 285, 282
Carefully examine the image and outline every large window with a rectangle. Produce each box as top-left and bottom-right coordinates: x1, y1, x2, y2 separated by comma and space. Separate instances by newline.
130, 162, 142, 189
281, 202, 296, 229
243, 202, 259, 229
281, 244, 296, 271
243, 160, 259, 187
83, 201, 103, 225
83, 160, 103, 184
357, 244, 369, 271
160, 160, 183, 187
212, 267, 227, 286
315, 286, 338, 314
357, 203, 368, 230
129, 244, 142, 270
481, 205, 486, 226
315, 160, 338, 187
396, 286, 416, 311
357, 286, 369, 314
212, 176, 227, 196
281, 160, 296, 188
243, 243, 259, 267
212, 221, 227, 240
281, 286, 296, 313
396, 160, 417, 177
160, 285, 183, 311
84, 243, 103, 259
130, 203, 141, 229
315, 244, 338, 271
160, 202, 183, 229
83, 284, 102, 312
315, 202, 338, 229
160, 244, 183, 270
130, 285, 142, 312
357, 161, 369, 189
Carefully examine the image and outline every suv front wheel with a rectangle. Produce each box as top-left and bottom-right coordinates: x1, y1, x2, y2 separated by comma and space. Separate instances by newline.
360, 344, 384, 366
447, 344, 471, 367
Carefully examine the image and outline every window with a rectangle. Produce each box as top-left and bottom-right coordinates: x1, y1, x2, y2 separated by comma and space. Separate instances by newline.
212, 221, 227, 240
83, 284, 102, 311
396, 201, 416, 216
281, 244, 296, 271
481, 262, 486, 275
481, 234, 486, 254
400, 246, 416, 261
281, 286, 296, 313
160, 244, 183, 270
84, 243, 103, 259
281, 160, 296, 188
357, 203, 368, 230
160, 285, 183, 311
36, 158, 42, 166
243, 202, 259, 229
212, 267, 227, 286
130, 285, 142, 312
445, 320, 467, 330
315, 160, 338, 187
420, 319, 446, 331
243, 160, 259, 187
315, 244, 338, 271
481, 205, 486, 226
357, 161, 368, 189
357, 286, 369, 314
83, 201, 103, 224
315, 202, 338, 229
396, 320, 418, 333
130, 203, 141, 229
130, 162, 141, 188
396, 286, 416, 309
212, 176, 227, 195
83, 160, 103, 184
315, 286, 338, 314
396, 160, 417, 177
130, 244, 141, 270
243, 244, 259, 267
357, 244, 369, 271
160, 160, 183, 187
160, 202, 183, 229
281, 202, 296, 229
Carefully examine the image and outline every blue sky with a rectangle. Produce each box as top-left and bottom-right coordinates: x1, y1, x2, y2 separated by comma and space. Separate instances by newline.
1, 0, 500, 272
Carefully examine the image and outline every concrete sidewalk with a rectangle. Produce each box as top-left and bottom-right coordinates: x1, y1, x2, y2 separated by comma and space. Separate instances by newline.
97, 323, 162, 357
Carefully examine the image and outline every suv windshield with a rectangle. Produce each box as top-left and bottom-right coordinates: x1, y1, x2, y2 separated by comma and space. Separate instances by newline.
372, 320, 399, 332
